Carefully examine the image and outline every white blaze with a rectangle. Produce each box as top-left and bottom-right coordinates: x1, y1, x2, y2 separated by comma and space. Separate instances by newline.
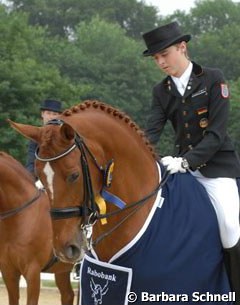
43, 162, 55, 200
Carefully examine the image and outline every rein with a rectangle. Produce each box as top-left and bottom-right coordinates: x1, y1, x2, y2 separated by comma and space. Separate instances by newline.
96, 168, 169, 220
74, 134, 170, 247
0, 189, 42, 220
92, 169, 169, 247
35, 119, 170, 247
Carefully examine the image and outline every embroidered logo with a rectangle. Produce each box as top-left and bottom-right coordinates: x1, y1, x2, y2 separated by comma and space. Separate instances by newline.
87, 267, 117, 282
221, 83, 229, 98
192, 88, 207, 98
90, 278, 109, 305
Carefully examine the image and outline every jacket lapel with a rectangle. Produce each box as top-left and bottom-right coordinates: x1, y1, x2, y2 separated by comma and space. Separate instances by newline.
183, 73, 202, 98
163, 62, 204, 98
163, 77, 182, 97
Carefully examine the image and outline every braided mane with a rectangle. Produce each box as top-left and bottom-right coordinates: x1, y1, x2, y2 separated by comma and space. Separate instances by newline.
62, 100, 157, 159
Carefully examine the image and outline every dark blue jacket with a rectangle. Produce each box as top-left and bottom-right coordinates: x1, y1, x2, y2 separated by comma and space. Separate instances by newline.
25, 140, 38, 178
146, 61, 240, 178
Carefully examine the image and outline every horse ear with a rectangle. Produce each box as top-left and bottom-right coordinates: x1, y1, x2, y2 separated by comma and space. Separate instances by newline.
60, 123, 75, 141
8, 119, 41, 142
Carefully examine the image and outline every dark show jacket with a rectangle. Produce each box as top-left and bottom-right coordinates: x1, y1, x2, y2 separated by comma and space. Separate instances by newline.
146, 61, 240, 178
25, 140, 38, 178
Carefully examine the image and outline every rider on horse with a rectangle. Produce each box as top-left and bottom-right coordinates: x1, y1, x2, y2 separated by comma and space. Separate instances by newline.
142, 21, 240, 301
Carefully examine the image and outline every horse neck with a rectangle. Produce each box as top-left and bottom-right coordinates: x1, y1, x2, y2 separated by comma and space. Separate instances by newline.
0, 159, 36, 212
86, 120, 159, 261
77, 112, 158, 191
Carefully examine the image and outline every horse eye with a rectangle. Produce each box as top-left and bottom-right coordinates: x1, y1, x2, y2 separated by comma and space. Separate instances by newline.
66, 172, 80, 183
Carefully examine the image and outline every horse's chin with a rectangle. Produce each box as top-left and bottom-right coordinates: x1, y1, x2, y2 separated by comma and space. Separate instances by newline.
53, 247, 86, 264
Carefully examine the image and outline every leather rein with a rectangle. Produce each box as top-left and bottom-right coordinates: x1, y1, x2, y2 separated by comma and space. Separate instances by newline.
35, 119, 169, 246
0, 189, 42, 221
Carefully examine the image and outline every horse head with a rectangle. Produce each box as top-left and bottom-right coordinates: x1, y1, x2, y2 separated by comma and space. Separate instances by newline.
9, 100, 159, 262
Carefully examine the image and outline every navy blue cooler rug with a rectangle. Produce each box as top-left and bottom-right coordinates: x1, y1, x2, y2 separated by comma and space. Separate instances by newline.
79, 170, 232, 305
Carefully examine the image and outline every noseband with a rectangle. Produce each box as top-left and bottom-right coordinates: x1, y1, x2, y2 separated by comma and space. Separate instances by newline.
35, 119, 170, 246
35, 120, 105, 225
36, 137, 95, 222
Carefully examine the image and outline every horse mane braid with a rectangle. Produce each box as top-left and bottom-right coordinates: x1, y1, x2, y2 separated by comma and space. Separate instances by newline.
62, 100, 158, 159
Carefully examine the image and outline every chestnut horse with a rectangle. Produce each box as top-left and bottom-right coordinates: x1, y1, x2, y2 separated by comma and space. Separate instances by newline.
10, 101, 232, 304
0, 152, 75, 305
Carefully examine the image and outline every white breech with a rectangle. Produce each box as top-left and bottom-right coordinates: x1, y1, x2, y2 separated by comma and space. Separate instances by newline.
190, 170, 240, 249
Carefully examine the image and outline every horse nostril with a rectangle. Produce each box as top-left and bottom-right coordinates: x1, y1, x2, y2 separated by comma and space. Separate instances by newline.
65, 244, 81, 260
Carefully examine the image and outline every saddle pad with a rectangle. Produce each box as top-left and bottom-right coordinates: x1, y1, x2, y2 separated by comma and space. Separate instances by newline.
79, 172, 232, 305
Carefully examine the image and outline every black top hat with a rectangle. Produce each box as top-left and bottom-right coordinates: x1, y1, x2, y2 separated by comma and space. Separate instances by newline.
40, 99, 62, 113
142, 22, 191, 56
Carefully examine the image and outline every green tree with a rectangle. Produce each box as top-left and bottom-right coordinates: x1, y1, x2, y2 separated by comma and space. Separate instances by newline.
228, 78, 240, 154
190, 23, 240, 80
7, 0, 160, 38
188, 0, 240, 36
1, 0, 240, 158
162, 0, 240, 80
0, 5, 85, 162
70, 17, 160, 124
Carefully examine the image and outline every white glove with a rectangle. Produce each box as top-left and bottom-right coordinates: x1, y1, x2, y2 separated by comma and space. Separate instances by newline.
35, 179, 44, 190
161, 156, 187, 174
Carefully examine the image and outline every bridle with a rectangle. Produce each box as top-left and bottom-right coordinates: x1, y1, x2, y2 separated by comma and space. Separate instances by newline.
35, 131, 103, 227
35, 119, 170, 247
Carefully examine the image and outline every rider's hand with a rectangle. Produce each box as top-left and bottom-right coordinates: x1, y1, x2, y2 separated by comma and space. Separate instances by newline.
161, 156, 189, 174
